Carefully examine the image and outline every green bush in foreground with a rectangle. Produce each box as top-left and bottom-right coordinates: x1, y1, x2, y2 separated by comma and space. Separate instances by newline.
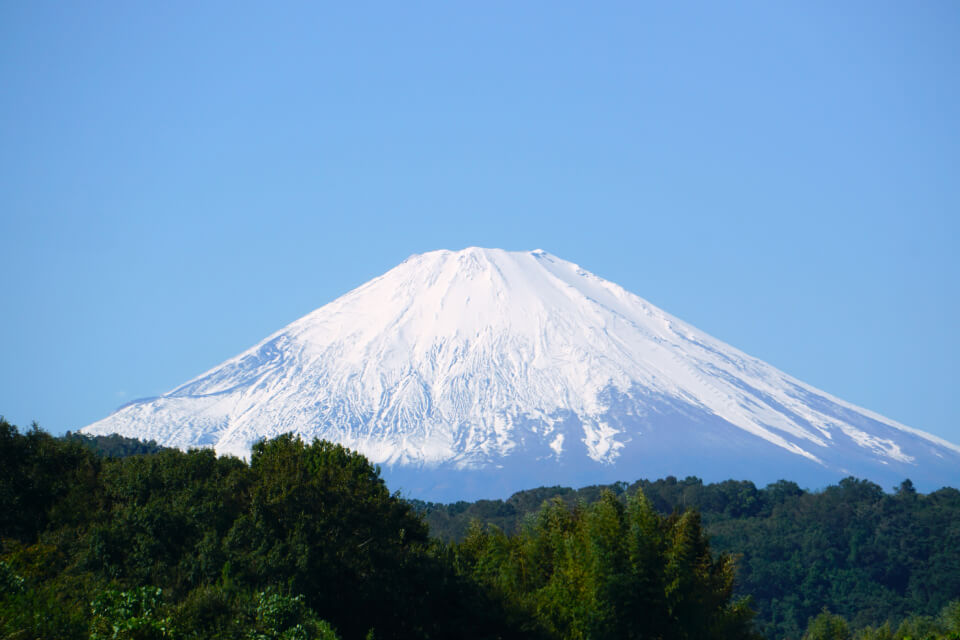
89, 587, 173, 640
248, 589, 339, 640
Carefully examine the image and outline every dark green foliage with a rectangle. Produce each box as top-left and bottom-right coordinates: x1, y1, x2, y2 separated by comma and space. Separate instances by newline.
0, 420, 766, 639
169, 585, 249, 640
0, 554, 90, 640
455, 490, 760, 640
0, 422, 531, 639
0, 560, 24, 593
228, 435, 467, 638
10, 417, 954, 639
62, 431, 168, 458
709, 478, 960, 638
803, 609, 851, 640
422, 475, 960, 639
247, 588, 340, 640
411, 485, 578, 542
0, 417, 101, 542
806, 600, 960, 640
78, 447, 250, 588
89, 586, 174, 640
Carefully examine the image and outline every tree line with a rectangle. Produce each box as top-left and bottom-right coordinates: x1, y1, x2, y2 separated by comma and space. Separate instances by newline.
417, 475, 960, 638
1, 418, 958, 639
0, 419, 756, 639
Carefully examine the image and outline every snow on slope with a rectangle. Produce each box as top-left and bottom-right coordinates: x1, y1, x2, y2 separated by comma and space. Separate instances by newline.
81, 248, 960, 498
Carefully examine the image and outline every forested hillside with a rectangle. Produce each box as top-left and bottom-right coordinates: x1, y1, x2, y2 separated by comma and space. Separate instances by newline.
417, 476, 960, 639
0, 419, 758, 640
62, 430, 169, 457
2, 419, 958, 639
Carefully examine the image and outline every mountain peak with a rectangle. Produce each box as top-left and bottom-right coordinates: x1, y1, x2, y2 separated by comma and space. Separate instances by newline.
82, 248, 960, 499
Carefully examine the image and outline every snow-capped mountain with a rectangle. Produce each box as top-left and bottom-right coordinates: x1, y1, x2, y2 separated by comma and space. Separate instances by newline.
82, 248, 960, 500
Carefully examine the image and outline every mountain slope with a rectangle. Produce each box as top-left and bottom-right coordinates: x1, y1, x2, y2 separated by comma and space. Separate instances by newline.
82, 248, 960, 499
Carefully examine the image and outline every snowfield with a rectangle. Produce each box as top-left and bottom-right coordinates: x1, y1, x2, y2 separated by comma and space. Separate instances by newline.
82, 248, 960, 499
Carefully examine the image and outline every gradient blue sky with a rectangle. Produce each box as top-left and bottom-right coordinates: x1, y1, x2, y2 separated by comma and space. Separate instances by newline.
2, 2, 958, 447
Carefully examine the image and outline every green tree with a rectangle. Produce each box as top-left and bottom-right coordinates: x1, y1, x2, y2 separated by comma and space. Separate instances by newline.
804, 609, 852, 640
0, 418, 101, 542
89, 587, 173, 640
247, 588, 339, 640
456, 488, 760, 640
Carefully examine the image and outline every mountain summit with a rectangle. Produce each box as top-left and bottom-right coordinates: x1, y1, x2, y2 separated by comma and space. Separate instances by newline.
82, 248, 960, 499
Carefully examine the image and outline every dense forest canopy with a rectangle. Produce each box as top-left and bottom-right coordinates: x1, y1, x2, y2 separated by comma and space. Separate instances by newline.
61, 430, 168, 457
418, 476, 960, 639
1, 418, 958, 639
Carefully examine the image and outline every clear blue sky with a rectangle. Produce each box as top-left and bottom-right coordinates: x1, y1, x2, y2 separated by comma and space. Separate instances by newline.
2, 2, 958, 446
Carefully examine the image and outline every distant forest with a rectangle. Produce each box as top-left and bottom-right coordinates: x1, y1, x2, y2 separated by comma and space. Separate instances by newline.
416, 476, 960, 639
1, 418, 958, 640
